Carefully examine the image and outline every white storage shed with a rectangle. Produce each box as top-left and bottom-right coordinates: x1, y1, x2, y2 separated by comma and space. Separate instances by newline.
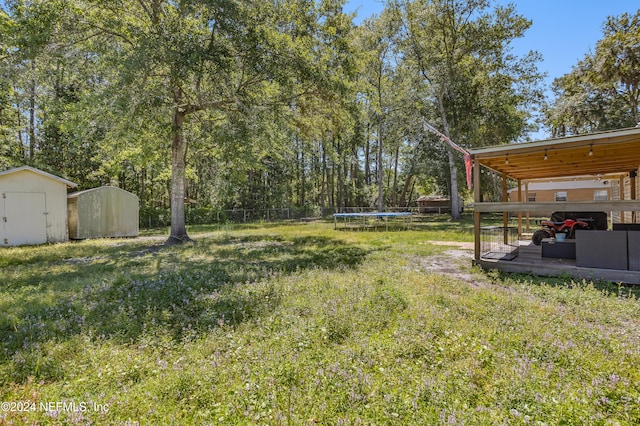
67, 186, 139, 239
0, 166, 77, 246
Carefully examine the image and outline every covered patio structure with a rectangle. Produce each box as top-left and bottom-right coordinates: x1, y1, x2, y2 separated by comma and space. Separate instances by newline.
470, 127, 640, 284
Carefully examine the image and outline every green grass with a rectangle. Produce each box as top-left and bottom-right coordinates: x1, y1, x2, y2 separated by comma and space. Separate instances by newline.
2, 220, 640, 424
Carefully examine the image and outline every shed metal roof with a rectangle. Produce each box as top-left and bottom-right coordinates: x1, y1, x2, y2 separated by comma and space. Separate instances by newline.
68, 185, 139, 199
469, 127, 640, 180
0, 166, 78, 188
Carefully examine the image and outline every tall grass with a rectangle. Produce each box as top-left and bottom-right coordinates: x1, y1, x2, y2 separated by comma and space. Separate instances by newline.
1, 221, 640, 424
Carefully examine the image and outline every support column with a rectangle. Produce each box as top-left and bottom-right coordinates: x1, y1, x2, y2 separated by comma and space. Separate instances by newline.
620, 176, 626, 223
631, 170, 637, 223
517, 179, 522, 238
502, 173, 509, 244
525, 181, 530, 232
473, 159, 481, 260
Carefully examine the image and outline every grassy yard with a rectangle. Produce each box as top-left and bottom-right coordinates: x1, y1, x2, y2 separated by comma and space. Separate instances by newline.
1, 218, 640, 424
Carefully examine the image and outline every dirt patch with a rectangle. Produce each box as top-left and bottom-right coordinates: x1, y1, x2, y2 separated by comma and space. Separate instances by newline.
63, 256, 104, 264
427, 241, 474, 250
413, 241, 488, 287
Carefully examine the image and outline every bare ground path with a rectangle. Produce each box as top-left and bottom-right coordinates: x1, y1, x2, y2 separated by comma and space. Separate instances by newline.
414, 240, 488, 286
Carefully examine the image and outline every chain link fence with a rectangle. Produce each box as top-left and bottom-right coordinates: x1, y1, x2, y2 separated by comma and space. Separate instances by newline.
140, 206, 432, 229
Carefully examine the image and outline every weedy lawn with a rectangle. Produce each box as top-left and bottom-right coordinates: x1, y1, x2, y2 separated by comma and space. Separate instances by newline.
1, 219, 640, 424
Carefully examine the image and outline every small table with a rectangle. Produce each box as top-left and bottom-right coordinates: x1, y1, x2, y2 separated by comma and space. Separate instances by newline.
541, 239, 576, 259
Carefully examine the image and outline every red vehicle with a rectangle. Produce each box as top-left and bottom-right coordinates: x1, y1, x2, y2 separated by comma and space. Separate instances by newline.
531, 218, 592, 245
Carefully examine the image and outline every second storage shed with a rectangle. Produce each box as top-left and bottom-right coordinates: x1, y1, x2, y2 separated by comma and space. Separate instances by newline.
68, 186, 139, 239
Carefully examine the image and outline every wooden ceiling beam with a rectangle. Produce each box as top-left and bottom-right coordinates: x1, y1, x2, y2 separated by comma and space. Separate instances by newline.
471, 128, 640, 180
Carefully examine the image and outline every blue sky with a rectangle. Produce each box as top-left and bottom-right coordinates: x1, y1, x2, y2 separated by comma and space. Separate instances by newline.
344, 0, 638, 87
344, 1, 639, 136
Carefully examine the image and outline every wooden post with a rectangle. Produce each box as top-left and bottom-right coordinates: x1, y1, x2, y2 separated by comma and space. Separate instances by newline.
517, 178, 522, 238
631, 170, 637, 223
473, 159, 481, 260
620, 176, 626, 223
525, 181, 530, 232
502, 172, 509, 244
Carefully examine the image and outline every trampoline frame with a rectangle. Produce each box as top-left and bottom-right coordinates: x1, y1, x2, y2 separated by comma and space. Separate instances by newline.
333, 212, 412, 231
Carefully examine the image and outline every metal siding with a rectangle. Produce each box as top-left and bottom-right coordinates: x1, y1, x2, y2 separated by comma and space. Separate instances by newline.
72, 187, 139, 239
67, 197, 79, 239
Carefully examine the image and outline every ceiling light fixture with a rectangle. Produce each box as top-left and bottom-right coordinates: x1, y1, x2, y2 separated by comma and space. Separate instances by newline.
544, 149, 548, 160
589, 145, 593, 156
505, 154, 509, 164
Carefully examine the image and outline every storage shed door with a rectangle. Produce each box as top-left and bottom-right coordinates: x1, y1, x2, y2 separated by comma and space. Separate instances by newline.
2, 192, 47, 246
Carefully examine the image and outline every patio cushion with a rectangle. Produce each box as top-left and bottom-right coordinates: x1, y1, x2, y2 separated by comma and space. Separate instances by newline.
575, 230, 628, 270
628, 231, 640, 271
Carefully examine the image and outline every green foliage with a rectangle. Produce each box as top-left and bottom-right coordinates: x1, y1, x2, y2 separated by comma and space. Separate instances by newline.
546, 9, 640, 135
398, 0, 545, 204
0, 0, 548, 220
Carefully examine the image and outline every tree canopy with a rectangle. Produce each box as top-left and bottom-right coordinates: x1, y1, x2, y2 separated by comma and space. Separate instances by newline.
546, 10, 640, 136
0, 0, 569, 234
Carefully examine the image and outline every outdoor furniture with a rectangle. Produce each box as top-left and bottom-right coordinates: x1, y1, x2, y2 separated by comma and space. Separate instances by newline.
541, 239, 576, 259
612, 223, 640, 231
575, 230, 628, 270
628, 231, 640, 271
469, 127, 640, 284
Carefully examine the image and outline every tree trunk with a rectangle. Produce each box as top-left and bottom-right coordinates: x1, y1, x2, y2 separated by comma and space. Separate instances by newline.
447, 149, 461, 219
29, 61, 36, 160
392, 144, 399, 207
407, 179, 416, 208
16, 93, 24, 158
399, 173, 413, 207
437, 93, 461, 220
377, 114, 384, 212
140, 167, 147, 205
630, 86, 639, 124
300, 137, 306, 206
329, 161, 335, 208
336, 138, 343, 208
320, 144, 327, 207
365, 123, 371, 185
166, 105, 192, 244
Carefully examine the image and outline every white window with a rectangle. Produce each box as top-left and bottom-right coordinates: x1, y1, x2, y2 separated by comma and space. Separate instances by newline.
555, 191, 567, 202
527, 192, 536, 202
594, 190, 608, 201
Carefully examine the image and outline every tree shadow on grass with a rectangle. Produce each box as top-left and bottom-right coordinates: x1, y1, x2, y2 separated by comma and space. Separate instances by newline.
0, 234, 371, 382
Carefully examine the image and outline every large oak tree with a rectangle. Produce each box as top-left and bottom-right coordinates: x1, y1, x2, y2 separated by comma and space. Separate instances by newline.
69, 0, 351, 243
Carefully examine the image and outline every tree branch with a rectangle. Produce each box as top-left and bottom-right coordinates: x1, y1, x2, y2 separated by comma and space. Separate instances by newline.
137, 0, 163, 25
78, 19, 134, 45
136, 0, 153, 23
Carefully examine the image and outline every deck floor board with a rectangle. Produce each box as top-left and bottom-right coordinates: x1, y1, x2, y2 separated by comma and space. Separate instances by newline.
477, 240, 640, 284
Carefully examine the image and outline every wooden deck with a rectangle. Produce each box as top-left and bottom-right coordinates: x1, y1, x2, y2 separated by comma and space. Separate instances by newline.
475, 240, 640, 284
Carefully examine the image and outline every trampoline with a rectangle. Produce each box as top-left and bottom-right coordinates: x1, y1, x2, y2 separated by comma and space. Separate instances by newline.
333, 212, 412, 231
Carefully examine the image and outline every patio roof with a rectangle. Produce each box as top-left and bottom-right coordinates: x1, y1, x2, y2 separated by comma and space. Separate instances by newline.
470, 126, 640, 180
